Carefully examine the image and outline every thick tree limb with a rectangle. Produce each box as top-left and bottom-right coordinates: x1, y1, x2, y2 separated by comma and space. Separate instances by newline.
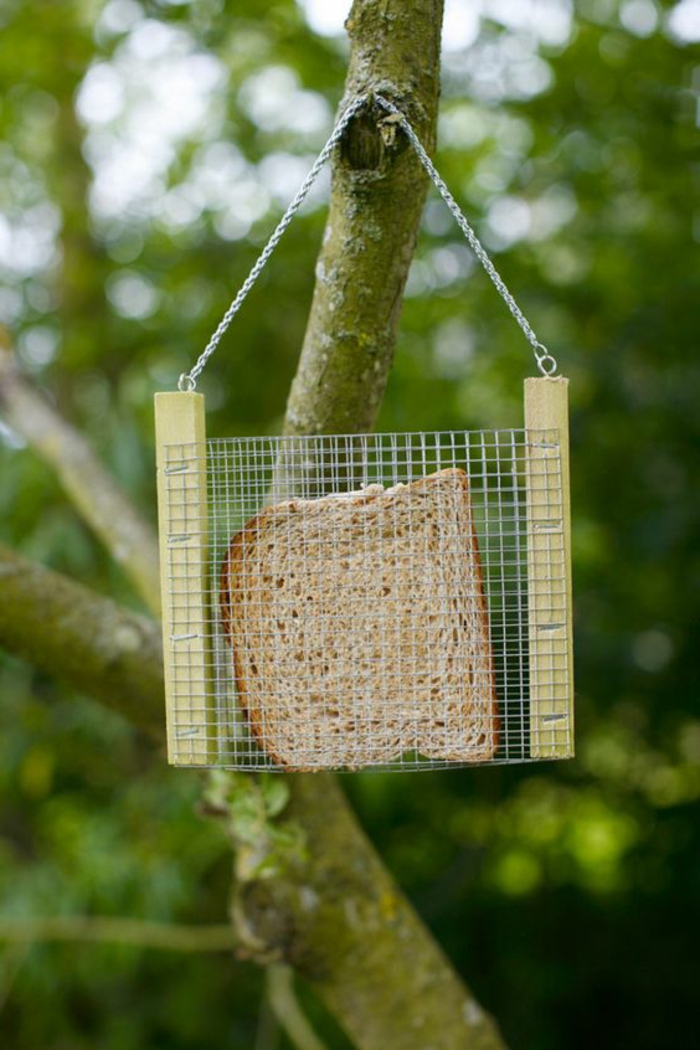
231, 773, 504, 1050
243, 1, 505, 1045
0, 344, 161, 616
202, 0, 504, 1041
284, 0, 443, 436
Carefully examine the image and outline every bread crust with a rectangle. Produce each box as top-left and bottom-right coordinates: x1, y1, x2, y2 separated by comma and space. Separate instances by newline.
220, 468, 499, 770
219, 508, 271, 760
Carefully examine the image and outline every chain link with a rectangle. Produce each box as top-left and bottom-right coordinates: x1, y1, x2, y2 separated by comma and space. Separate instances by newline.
179, 92, 557, 390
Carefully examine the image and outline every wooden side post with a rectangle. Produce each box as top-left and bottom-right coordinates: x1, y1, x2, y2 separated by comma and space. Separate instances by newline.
154, 392, 215, 765
524, 377, 574, 759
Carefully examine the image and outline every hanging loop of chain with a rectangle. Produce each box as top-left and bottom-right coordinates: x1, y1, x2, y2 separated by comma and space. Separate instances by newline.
178, 92, 558, 390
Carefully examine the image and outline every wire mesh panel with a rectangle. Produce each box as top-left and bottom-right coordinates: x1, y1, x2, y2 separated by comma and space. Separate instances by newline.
159, 427, 572, 771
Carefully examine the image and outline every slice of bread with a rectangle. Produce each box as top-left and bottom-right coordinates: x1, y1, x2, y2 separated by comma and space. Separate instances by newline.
220, 467, 498, 770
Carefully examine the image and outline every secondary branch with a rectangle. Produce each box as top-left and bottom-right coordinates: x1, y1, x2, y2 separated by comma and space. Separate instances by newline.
0, 543, 163, 738
0, 344, 161, 616
0, 917, 234, 952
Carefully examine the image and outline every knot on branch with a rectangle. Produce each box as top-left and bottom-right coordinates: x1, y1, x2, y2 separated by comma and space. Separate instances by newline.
232, 880, 296, 965
340, 95, 416, 172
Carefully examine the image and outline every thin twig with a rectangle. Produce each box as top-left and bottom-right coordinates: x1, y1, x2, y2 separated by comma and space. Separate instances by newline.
255, 983, 282, 1050
267, 965, 328, 1050
0, 917, 235, 953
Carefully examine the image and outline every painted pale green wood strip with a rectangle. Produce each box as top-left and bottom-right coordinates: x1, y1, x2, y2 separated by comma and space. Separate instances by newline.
154, 392, 214, 765
524, 377, 574, 759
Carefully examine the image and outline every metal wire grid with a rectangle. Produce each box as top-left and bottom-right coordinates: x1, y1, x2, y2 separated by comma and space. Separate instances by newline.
161, 429, 571, 771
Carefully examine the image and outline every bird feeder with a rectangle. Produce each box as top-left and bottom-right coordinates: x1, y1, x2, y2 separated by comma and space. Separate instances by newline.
154, 96, 574, 772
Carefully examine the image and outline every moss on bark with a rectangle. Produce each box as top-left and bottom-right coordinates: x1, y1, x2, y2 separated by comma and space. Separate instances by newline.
211, 772, 505, 1048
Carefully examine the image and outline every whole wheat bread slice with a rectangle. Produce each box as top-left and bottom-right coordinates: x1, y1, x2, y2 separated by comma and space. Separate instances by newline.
220, 467, 498, 770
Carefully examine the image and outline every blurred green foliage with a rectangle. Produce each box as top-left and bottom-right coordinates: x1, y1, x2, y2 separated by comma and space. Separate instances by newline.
0, 0, 698, 1047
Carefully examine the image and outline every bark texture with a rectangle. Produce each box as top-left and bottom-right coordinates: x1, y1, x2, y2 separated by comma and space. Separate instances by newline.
284, 0, 443, 436
0, 543, 163, 738
239, 773, 503, 1050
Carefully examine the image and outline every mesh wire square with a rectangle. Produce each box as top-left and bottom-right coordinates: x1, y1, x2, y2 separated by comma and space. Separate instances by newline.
160, 428, 572, 771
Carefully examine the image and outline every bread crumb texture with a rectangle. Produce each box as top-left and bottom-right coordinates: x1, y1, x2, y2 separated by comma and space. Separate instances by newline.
220, 469, 498, 770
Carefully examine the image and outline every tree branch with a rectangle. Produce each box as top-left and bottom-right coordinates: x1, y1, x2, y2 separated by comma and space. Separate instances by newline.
0, 343, 161, 616
284, 0, 443, 436
0, 917, 234, 952
0, 543, 163, 738
215, 0, 503, 1042
228, 772, 505, 1050
249, 1, 505, 1045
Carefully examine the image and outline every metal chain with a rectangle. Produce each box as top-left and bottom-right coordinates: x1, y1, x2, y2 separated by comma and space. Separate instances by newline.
179, 92, 557, 391
373, 95, 557, 378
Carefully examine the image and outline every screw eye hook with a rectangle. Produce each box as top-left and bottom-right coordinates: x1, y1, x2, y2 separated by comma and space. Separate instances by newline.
535, 344, 558, 378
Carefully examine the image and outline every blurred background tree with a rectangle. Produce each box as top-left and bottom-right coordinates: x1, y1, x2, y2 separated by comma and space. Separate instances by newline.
0, 0, 698, 1047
